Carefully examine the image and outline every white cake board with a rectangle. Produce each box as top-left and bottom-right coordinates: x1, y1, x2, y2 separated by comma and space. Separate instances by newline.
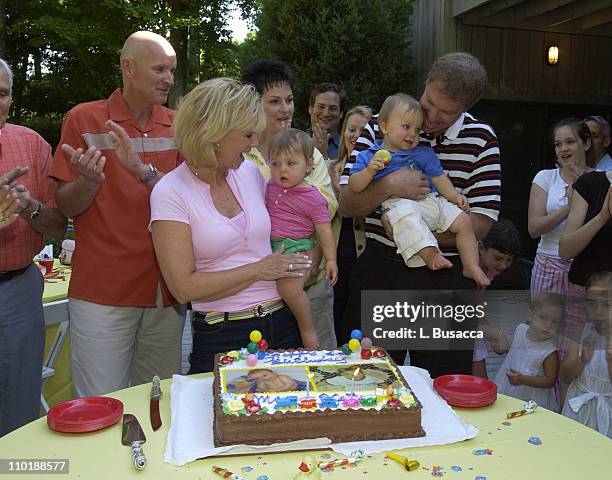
164, 366, 478, 465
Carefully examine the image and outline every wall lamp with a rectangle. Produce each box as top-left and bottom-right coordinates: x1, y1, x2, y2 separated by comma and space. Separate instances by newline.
547, 46, 559, 65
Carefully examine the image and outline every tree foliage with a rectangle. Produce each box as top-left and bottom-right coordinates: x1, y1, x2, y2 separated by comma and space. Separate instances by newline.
3, 0, 256, 124
2, 0, 415, 143
5, 0, 152, 121
239, 0, 416, 127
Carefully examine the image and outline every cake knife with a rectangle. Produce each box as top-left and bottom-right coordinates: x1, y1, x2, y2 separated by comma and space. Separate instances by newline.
150, 375, 162, 431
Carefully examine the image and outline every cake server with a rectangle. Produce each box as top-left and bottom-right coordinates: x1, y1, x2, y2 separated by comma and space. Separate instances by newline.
121, 414, 147, 470
150, 375, 162, 431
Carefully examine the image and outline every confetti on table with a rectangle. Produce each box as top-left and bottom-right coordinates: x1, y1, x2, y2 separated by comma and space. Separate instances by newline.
475, 476, 488, 480
451, 465, 463, 471
472, 449, 493, 456
502, 421, 512, 426
431, 465, 445, 477
256, 476, 269, 480
528, 436, 542, 445
241, 466, 253, 472
320, 453, 332, 459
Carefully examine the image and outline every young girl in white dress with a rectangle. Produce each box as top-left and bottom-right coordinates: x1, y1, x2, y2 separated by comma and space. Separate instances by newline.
494, 292, 563, 411
561, 272, 612, 437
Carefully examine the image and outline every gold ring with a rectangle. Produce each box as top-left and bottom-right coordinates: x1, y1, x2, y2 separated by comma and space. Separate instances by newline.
287, 263, 294, 272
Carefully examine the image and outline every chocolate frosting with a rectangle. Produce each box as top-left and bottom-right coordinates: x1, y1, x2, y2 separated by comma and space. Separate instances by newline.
213, 349, 425, 447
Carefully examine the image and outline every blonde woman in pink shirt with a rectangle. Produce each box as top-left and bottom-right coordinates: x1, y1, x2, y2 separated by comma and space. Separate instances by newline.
266, 129, 338, 349
147, 78, 312, 373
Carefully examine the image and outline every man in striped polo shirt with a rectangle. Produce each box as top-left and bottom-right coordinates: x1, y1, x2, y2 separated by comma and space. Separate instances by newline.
50, 32, 184, 397
337, 53, 501, 377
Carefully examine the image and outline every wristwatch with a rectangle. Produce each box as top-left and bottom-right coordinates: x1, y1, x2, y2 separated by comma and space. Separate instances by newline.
25, 201, 41, 220
141, 163, 159, 184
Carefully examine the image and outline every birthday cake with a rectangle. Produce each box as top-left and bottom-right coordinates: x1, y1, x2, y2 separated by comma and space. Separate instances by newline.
213, 335, 425, 446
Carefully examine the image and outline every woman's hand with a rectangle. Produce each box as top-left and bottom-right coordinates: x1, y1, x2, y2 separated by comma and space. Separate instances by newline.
300, 327, 321, 350
256, 247, 312, 281
328, 159, 341, 197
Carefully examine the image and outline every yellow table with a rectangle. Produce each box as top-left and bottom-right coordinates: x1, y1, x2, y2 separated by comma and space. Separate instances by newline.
42, 261, 72, 408
42, 261, 71, 304
1, 375, 610, 479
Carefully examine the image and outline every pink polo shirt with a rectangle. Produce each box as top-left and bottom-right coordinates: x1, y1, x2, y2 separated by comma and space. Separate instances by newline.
149, 161, 280, 312
266, 181, 330, 240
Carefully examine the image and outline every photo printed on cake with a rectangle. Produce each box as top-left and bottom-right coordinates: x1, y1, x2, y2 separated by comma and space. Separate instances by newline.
224, 366, 309, 393
310, 363, 403, 392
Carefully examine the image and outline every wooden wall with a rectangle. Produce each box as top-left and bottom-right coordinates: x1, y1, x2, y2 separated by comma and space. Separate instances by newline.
459, 25, 612, 105
411, 1, 612, 105
411, 0, 456, 92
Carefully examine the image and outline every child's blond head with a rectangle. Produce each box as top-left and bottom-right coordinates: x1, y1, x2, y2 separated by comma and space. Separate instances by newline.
269, 128, 314, 165
378, 93, 422, 125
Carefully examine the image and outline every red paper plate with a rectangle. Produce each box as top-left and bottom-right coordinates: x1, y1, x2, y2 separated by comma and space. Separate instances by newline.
47, 397, 123, 433
434, 374, 497, 408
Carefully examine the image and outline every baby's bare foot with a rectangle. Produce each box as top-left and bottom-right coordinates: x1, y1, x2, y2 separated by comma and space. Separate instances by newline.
420, 247, 453, 270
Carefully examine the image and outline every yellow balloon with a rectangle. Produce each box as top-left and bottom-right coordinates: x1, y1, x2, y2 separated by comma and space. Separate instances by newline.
348, 338, 360, 351
249, 330, 262, 342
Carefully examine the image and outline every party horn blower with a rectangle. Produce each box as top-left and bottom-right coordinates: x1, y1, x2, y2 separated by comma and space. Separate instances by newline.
317, 449, 364, 470
385, 451, 420, 471
506, 400, 538, 419
211, 465, 246, 480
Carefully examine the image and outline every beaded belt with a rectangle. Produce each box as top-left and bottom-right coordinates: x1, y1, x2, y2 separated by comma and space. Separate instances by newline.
193, 299, 285, 325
